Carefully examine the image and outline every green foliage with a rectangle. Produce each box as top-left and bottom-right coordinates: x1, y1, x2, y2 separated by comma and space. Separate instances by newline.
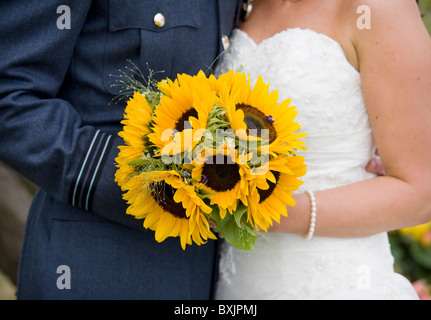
210, 204, 258, 251
419, 0, 431, 33
389, 231, 431, 283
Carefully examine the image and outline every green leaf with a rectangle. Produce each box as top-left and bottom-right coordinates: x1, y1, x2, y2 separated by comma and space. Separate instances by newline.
233, 202, 249, 228
210, 205, 256, 251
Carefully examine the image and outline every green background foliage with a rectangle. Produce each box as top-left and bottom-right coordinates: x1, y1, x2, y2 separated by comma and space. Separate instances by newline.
420, 0, 431, 32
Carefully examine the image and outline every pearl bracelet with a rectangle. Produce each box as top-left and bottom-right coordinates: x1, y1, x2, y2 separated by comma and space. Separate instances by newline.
302, 190, 317, 241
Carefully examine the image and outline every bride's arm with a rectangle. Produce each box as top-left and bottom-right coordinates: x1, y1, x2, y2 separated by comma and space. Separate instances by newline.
270, 0, 431, 237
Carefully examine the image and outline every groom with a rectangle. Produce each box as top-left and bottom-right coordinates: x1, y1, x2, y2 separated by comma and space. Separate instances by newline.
0, 0, 242, 299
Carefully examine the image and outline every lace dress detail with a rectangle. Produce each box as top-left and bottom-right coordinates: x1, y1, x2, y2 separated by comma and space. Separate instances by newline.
214, 28, 418, 300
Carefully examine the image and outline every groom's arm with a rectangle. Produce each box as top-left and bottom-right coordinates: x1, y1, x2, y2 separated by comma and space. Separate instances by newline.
0, 1, 140, 228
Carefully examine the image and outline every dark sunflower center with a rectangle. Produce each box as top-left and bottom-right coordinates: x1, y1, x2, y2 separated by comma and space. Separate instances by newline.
257, 171, 280, 203
150, 182, 188, 219
236, 103, 277, 144
201, 156, 241, 192
174, 108, 198, 132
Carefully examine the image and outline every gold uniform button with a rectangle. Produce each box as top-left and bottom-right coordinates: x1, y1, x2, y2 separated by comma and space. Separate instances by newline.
222, 34, 230, 50
154, 13, 166, 27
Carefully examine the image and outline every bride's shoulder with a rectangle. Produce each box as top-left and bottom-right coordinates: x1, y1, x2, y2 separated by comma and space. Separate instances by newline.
337, 0, 420, 27
329, 0, 424, 72
343, 0, 421, 28
337, 0, 425, 48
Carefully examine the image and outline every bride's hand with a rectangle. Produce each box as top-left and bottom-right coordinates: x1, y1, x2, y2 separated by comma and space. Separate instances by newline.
365, 150, 386, 176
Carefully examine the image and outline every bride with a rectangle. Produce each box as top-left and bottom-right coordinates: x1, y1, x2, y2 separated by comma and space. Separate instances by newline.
214, 0, 431, 300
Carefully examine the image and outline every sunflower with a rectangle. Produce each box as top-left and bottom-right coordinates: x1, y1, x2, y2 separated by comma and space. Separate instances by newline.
192, 145, 251, 220
209, 70, 248, 135
148, 71, 217, 159
121, 170, 216, 250
213, 71, 307, 156
115, 91, 153, 187
248, 155, 307, 231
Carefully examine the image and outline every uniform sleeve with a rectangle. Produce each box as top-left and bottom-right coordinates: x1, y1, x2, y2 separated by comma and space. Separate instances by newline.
0, 1, 139, 228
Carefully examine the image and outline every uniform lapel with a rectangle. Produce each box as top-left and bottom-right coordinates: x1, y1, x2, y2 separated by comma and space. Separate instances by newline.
217, 0, 242, 51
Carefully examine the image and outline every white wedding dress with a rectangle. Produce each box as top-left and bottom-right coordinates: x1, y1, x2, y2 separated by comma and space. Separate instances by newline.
214, 28, 419, 300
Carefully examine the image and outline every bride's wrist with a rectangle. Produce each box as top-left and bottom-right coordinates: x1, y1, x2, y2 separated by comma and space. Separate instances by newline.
267, 193, 311, 234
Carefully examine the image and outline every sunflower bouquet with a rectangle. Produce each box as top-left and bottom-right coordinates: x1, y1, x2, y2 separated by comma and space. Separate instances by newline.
114, 68, 307, 250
